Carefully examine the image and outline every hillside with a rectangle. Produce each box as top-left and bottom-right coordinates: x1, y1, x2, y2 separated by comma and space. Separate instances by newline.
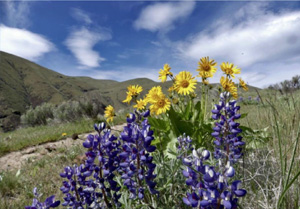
0, 52, 171, 131
0, 51, 260, 132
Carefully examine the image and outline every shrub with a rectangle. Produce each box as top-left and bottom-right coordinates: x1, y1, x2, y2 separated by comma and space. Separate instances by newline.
21, 103, 54, 127
53, 101, 83, 122
78, 91, 106, 119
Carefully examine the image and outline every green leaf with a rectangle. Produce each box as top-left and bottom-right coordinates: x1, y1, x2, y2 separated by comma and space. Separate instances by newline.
183, 99, 192, 120
191, 101, 201, 123
148, 116, 170, 132
169, 107, 194, 137
165, 131, 179, 159
168, 106, 181, 136
239, 125, 255, 133
240, 113, 248, 119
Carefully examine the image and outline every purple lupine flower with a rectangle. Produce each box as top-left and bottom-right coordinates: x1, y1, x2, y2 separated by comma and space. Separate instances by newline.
177, 134, 193, 152
25, 188, 60, 209
60, 124, 121, 208
119, 112, 158, 200
182, 93, 247, 208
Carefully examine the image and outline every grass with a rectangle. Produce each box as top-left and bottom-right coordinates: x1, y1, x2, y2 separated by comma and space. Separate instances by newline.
0, 144, 86, 209
237, 90, 300, 208
0, 112, 127, 157
0, 119, 94, 157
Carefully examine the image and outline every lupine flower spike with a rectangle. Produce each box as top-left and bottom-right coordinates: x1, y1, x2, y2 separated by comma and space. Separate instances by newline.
181, 92, 247, 209
60, 122, 121, 208
119, 111, 158, 201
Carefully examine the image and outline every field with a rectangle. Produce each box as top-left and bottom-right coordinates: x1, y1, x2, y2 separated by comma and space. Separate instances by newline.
0, 88, 299, 209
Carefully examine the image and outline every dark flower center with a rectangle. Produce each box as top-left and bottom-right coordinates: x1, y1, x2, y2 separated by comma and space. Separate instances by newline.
181, 80, 189, 88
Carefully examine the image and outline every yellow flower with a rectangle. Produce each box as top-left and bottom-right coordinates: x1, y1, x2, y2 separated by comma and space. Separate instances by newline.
168, 85, 175, 93
145, 86, 163, 103
196, 57, 217, 79
123, 94, 132, 104
62, 133, 67, 136
133, 98, 147, 110
104, 105, 115, 122
220, 76, 238, 98
122, 85, 143, 104
239, 78, 248, 91
150, 94, 171, 115
220, 62, 241, 78
128, 85, 143, 95
159, 64, 173, 83
174, 71, 197, 95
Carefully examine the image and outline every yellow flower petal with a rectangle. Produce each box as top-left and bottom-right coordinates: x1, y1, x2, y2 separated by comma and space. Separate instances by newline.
122, 85, 143, 104
174, 71, 197, 95
196, 56, 217, 79
220, 62, 241, 78
158, 64, 173, 83
239, 78, 248, 91
104, 105, 115, 122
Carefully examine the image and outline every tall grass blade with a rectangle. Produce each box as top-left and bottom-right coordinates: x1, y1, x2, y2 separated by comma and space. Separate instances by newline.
285, 122, 300, 188
277, 170, 300, 208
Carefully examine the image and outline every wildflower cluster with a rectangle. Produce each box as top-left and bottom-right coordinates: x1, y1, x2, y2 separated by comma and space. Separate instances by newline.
59, 122, 121, 208
104, 56, 249, 122
119, 111, 158, 200
181, 92, 247, 208
25, 57, 251, 209
26, 111, 158, 208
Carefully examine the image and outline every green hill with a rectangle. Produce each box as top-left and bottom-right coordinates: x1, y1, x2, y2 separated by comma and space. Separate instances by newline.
0, 51, 260, 132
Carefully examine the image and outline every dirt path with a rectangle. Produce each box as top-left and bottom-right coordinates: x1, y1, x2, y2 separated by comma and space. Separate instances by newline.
0, 124, 125, 172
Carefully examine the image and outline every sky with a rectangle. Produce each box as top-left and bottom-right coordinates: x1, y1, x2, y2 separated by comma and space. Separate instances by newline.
1, 1, 300, 88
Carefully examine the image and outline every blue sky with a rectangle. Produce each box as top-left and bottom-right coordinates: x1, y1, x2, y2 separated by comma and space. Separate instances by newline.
1, 1, 300, 88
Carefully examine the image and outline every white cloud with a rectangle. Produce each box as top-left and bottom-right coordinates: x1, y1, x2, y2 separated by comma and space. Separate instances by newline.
134, 1, 195, 32
70, 8, 92, 25
244, 61, 300, 88
172, 4, 300, 87
4, 0, 30, 28
65, 27, 111, 68
177, 5, 300, 68
0, 24, 54, 60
